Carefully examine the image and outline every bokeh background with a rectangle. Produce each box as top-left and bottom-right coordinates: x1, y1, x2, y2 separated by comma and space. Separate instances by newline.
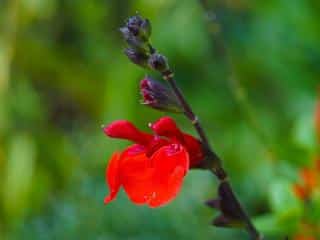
1, 0, 319, 239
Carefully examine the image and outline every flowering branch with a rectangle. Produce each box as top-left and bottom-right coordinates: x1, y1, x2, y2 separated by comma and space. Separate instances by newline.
149, 40, 263, 240
116, 14, 263, 240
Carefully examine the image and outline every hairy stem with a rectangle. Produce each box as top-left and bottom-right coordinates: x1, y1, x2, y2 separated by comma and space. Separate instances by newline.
162, 70, 263, 240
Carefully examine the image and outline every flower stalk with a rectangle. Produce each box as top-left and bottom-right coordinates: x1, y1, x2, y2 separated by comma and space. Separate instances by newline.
120, 14, 263, 240
161, 67, 263, 240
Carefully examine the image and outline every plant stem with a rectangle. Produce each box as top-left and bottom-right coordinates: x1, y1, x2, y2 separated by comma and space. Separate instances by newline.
162, 70, 263, 240
162, 70, 225, 178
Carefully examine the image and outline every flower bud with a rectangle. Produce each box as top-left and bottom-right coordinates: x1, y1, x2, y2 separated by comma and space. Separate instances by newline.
127, 15, 143, 35
140, 76, 182, 113
124, 48, 149, 68
120, 15, 152, 51
120, 27, 149, 52
148, 53, 169, 73
140, 19, 151, 39
127, 15, 151, 40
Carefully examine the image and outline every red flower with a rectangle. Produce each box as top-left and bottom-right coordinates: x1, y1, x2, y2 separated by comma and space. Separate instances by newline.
103, 116, 204, 207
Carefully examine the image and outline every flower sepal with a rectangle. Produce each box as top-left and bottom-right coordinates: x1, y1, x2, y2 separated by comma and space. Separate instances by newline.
206, 182, 246, 229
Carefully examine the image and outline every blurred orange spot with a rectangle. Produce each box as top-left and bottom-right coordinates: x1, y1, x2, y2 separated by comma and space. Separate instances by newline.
294, 235, 316, 240
301, 168, 318, 189
293, 184, 310, 200
293, 165, 319, 200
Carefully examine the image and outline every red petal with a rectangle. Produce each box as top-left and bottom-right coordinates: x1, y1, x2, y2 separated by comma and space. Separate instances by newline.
121, 144, 146, 157
104, 120, 152, 144
123, 175, 153, 204
121, 149, 152, 179
145, 137, 170, 157
148, 166, 185, 208
151, 117, 204, 167
147, 144, 189, 207
152, 144, 189, 176
104, 152, 122, 204
151, 117, 184, 140
121, 150, 154, 204
182, 134, 204, 167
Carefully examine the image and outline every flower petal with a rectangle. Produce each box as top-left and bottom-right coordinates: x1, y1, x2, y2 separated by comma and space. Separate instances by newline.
145, 137, 170, 157
121, 149, 154, 204
104, 152, 122, 204
182, 134, 204, 167
147, 144, 189, 207
123, 175, 153, 204
151, 117, 184, 140
151, 117, 204, 167
152, 144, 189, 176
148, 166, 185, 208
104, 120, 152, 144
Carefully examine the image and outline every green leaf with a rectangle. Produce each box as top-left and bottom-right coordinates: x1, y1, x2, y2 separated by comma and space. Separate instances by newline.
2, 134, 36, 224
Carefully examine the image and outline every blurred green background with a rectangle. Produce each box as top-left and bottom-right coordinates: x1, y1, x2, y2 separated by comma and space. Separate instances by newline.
0, 0, 319, 239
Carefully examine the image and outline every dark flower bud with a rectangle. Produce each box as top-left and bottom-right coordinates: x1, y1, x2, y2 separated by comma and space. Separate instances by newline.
140, 76, 182, 113
119, 27, 131, 40
140, 19, 151, 39
148, 53, 169, 73
127, 15, 144, 36
127, 15, 151, 40
120, 27, 149, 52
124, 48, 149, 68
121, 15, 152, 45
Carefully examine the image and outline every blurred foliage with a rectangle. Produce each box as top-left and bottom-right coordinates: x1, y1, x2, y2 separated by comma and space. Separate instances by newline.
0, 0, 319, 239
